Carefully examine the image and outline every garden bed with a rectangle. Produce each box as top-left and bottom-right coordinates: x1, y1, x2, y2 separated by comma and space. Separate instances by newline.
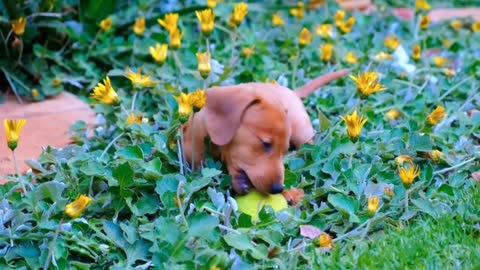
1, 1, 479, 269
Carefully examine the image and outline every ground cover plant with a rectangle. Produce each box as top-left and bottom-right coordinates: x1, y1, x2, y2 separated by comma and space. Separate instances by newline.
1, 0, 480, 269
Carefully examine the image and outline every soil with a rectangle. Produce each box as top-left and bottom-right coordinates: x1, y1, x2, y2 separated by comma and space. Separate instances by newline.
0, 93, 95, 183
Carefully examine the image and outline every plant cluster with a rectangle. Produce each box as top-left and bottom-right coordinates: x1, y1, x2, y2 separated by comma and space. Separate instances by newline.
1, 0, 479, 269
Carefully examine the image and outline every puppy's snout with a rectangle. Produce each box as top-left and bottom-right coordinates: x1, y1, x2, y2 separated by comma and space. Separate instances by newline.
271, 183, 284, 194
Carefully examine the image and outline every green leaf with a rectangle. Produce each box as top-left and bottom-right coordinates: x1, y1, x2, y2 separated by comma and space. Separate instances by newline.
155, 175, 180, 196
201, 168, 222, 178
328, 194, 358, 219
330, 138, 358, 157
411, 198, 437, 217
113, 162, 134, 189
31, 181, 66, 202
120, 222, 138, 245
223, 233, 255, 251
143, 157, 163, 180
409, 133, 432, 152
223, 233, 267, 260
184, 168, 221, 195
154, 217, 181, 245
117, 146, 144, 161
287, 158, 305, 171
318, 109, 332, 132
136, 195, 160, 215
126, 239, 151, 265
80, 160, 107, 176
187, 213, 219, 238
103, 221, 127, 249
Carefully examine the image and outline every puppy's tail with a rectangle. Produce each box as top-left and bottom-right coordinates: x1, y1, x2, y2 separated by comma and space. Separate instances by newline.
295, 69, 351, 99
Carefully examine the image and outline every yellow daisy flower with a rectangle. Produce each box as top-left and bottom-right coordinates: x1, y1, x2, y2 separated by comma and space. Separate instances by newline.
272, 13, 285, 27
315, 24, 333, 39
318, 233, 334, 249
125, 68, 155, 88
399, 165, 420, 188
100, 17, 113, 31
427, 106, 446, 126
196, 9, 215, 35
11, 17, 27, 36
367, 196, 380, 216
320, 43, 334, 62
196, 52, 211, 79
149, 43, 168, 65
65, 194, 93, 218
4, 119, 27, 151
229, 2, 248, 28
341, 110, 368, 143
90, 76, 120, 105
158, 13, 179, 34
350, 72, 387, 98
133, 17, 146, 36
299, 28, 313, 48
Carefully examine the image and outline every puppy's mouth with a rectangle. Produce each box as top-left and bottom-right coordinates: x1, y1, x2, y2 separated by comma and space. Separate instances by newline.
237, 169, 253, 194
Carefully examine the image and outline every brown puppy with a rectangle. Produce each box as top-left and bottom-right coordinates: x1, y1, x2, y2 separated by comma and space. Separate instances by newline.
183, 69, 350, 195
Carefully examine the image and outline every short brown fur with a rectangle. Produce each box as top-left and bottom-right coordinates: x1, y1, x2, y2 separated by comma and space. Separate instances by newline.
183, 69, 350, 194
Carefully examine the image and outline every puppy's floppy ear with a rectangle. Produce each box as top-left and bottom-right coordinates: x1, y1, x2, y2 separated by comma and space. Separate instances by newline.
203, 87, 259, 146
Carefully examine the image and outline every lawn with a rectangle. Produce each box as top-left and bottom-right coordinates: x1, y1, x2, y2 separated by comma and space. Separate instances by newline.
1, 0, 479, 269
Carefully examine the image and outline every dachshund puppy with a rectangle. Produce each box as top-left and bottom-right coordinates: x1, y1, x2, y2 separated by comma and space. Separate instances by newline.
183, 69, 350, 195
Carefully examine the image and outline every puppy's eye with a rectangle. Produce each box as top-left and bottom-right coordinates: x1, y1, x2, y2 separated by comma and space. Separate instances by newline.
261, 141, 273, 152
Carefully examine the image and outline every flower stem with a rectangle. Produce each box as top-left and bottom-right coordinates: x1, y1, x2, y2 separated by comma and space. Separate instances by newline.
131, 91, 138, 111
404, 189, 409, 213
130, 36, 138, 65
228, 29, 238, 67
292, 51, 300, 89
433, 157, 476, 176
334, 219, 370, 242
120, 104, 129, 115
206, 37, 211, 55
439, 76, 473, 101
12, 150, 26, 193
179, 128, 188, 174
87, 30, 100, 58
99, 133, 123, 161
16, 38, 23, 64
176, 181, 189, 227
177, 138, 184, 175
0, 30, 10, 58
43, 217, 64, 270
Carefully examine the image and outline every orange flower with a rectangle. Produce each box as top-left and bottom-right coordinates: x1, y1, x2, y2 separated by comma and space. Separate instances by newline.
399, 165, 420, 188
299, 28, 313, 48
320, 44, 334, 62
11, 17, 27, 36
412, 45, 421, 61
229, 2, 248, 28
427, 106, 446, 126
318, 233, 334, 249
133, 17, 146, 35
65, 195, 93, 218
290, 2, 305, 21
420, 16, 430, 30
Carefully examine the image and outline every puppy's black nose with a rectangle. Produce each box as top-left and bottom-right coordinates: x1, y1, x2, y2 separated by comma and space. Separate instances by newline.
271, 184, 284, 194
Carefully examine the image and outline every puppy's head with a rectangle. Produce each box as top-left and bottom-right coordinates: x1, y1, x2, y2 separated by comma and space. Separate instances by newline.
203, 86, 290, 195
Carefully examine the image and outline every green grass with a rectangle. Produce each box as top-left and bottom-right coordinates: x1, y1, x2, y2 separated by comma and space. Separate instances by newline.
320, 185, 480, 269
